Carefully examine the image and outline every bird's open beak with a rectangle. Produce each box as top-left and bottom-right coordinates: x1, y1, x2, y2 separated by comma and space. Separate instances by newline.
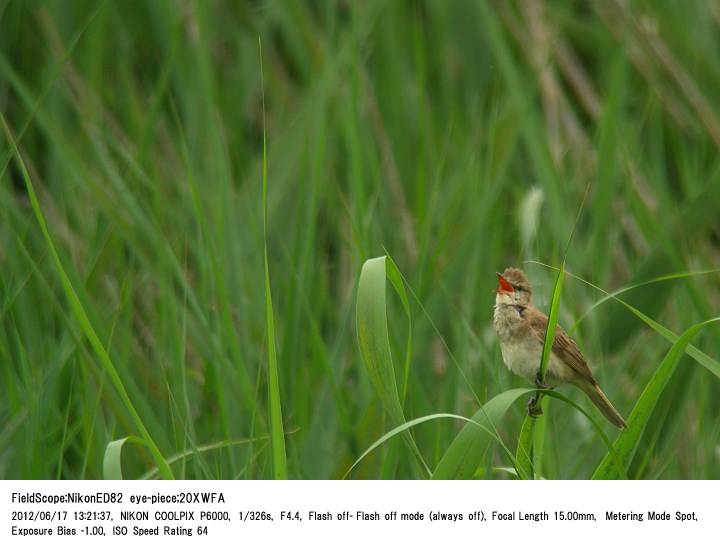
496, 272, 514, 294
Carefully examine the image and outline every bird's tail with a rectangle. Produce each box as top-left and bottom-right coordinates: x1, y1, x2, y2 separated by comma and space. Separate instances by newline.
576, 380, 627, 429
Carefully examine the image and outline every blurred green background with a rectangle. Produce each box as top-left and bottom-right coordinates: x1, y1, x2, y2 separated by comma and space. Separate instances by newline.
1, 0, 719, 479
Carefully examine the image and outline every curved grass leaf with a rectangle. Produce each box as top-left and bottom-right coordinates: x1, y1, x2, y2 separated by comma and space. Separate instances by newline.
382, 246, 482, 407
514, 394, 626, 480
515, 416, 535, 480
356, 256, 429, 475
569, 269, 720, 334
1, 114, 174, 480
494, 466, 521, 478
543, 390, 626, 479
515, 399, 550, 480
432, 387, 626, 480
592, 317, 720, 479
139, 433, 287, 480
432, 388, 535, 479
528, 262, 720, 379
386, 256, 413, 403
259, 38, 287, 479
344, 413, 516, 479
103, 436, 146, 480
621, 303, 720, 378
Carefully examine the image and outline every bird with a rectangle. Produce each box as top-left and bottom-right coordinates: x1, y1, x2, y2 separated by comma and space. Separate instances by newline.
493, 267, 626, 429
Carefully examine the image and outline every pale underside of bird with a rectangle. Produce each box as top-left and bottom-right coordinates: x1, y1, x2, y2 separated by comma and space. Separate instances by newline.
493, 267, 626, 429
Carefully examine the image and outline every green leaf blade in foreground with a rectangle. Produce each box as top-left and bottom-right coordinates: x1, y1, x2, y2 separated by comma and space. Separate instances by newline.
140, 435, 278, 480
433, 388, 626, 480
345, 412, 517, 479
264, 256, 287, 479
1, 114, 174, 480
356, 256, 428, 474
386, 256, 412, 403
529, 262, 720, 379
539, 261, 565, 382
515, 416, 535, 480
103, 437, 146, 480
621, 302, 720, 379
432, 388, 536, 479
259, 37, 287, 480
592, 317, 720, 479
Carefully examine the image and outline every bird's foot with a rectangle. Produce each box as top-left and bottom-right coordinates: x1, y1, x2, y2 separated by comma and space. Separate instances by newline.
534, 371, 549, 389
526, 395, 543, 418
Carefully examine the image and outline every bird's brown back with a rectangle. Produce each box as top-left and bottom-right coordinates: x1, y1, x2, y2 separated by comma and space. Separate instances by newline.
524, 306, 596, 384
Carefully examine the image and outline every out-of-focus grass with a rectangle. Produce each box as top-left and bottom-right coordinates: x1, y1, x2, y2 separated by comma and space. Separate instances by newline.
1, 0, 719, 479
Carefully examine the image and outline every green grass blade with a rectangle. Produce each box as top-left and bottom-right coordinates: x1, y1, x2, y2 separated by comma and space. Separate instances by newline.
527, 184, 590, 474
139, 433, 295, 480
515, 416, 535, 480
619, 304, 720, 378
383, 246, 483, 407
385, 255, 412, 403
592, 317, 720, 479
538, 183, 590, 382
432, 388, 535, 479
529, 262, 720, 379
264, 243, 286, 479
103, 436, 146, 480
259, 37, 287, 480
474, 0, 565, 238
1, 114, 174, 480
532, 400, 548, 478
542, 390, 626, 479
356, 255, 429, 475
433, 387, 625, 480
539, 261, 565, 381
345, 413, 516, 479
569, 269, 720, 334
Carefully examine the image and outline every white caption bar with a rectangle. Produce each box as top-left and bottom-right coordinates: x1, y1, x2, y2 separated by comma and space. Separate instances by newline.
1, 480, 715, 548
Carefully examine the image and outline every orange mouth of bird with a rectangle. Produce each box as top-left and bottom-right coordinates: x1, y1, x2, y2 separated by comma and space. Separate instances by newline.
496, 272, 514, 294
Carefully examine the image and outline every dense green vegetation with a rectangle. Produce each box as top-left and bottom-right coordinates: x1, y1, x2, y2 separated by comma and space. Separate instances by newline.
1, 1, 719, 479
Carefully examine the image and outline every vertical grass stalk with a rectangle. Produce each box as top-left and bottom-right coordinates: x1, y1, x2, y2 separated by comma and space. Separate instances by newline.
259, 37, 288, 480
1, 114, 174, 480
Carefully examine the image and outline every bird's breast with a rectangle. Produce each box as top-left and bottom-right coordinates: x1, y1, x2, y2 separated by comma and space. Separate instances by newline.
499, 338, 575, 385
499, 338, 543, 382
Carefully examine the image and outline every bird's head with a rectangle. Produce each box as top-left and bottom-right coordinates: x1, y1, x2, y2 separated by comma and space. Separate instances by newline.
495, 267, 532, 306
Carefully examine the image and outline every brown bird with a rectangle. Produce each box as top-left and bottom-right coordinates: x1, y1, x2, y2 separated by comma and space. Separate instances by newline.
493, 267, 626, 428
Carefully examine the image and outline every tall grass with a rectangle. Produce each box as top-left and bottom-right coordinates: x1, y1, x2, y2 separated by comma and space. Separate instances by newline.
1, 1, 719, 479
259, 37, 288, 480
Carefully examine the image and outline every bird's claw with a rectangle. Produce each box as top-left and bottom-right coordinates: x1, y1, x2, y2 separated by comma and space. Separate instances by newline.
526, 395, 543, 418
534, 371, 549, 389
528, 372, 548, 417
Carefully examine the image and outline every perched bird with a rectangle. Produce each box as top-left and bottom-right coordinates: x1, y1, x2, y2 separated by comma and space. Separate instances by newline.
493, 267, 626, 429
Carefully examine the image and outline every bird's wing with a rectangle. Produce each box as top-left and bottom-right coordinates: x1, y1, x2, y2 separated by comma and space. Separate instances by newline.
526, 308, 596, 383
